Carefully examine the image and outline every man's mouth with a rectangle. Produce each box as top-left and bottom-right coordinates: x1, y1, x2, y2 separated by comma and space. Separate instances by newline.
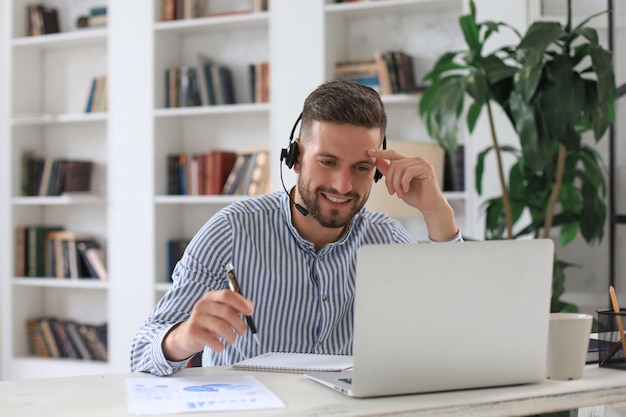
322, 193, 351, 204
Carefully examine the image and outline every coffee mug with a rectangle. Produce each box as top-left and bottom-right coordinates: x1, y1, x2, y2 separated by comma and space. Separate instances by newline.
546, 313, 593, 380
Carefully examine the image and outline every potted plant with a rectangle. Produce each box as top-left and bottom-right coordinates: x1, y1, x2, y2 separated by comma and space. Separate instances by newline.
419, 0, 617, 312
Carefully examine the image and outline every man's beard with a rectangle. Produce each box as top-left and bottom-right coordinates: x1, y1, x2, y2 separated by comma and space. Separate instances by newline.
296, 175, 368, 229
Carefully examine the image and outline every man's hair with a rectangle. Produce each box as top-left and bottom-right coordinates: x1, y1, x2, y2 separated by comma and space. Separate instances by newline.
299, 78, 387, 142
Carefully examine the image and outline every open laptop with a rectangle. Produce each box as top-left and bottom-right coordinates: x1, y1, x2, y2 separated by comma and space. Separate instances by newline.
306, 239, 554, 398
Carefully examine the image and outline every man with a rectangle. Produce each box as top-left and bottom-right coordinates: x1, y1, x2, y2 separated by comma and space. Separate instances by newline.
131, 79, 461, 376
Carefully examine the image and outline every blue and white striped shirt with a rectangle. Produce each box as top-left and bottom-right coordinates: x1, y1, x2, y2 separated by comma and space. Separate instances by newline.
130, 191, 459, 376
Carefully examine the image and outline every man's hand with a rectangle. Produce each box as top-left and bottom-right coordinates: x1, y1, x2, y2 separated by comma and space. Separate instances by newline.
367, 148, 459, 241
162, 290, 254, 361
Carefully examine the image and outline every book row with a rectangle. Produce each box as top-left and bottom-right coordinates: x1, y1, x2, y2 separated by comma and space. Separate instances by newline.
27, 317, 108, 361
21, 153, 94, 197
161, 0, 268, 21
84, 75, 108, 113
164, 59, 270, 108
334, 50, 419, 96
167, 149, 269, 196
15, 226, 107, 280
27, 3, 60, 36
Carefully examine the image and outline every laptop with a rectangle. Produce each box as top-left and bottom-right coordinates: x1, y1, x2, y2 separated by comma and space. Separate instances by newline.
305, 239, 554, 398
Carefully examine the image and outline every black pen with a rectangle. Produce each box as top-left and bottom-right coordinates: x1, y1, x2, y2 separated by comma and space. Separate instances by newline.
225, 262, 260, 346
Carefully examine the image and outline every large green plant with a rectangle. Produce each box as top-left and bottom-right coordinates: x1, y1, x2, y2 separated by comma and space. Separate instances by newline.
419, 0, 617, 311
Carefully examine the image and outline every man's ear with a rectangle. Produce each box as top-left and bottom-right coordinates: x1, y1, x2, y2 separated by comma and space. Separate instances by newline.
292, 138, 302, 173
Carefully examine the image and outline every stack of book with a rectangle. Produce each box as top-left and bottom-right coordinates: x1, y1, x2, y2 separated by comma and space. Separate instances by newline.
334, 50, 420, 95
87, 5, 108, 27
162, 0, 205, 21
164, 67, 203, 108
166, 149, 269, 196
248, 61, 270, 104
84, 75, 108, 113
15, 227, 107, 279
195, 56, 236, 106
27, 317, 108, 361
27, 4, 60, 36
21, 153, 94, 196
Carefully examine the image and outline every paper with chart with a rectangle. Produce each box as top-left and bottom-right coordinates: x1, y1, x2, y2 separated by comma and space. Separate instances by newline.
126, 375, 285, 415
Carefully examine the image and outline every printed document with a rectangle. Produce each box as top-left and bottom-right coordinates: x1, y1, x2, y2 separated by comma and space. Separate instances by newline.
126, 375, 285, 415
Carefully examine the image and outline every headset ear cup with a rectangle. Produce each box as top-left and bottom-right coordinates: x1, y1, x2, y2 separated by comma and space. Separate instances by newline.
283, 141, 299, 169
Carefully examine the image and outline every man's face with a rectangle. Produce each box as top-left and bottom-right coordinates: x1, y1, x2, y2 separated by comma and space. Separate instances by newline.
295, 121, 381, 229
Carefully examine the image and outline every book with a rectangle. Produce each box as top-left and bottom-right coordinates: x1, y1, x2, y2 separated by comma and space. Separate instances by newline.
167, 238, 190, 281
27, 226, 64, 277
65, 321, 93, 360
79, 323, 108, 361
204, 150, 238, 195
53, 319, 80, 359
77, 240, 107, 280
222, 153, 253, 195
26, 318, 50, 357
63, 160, 93, 193
232, 352, 353, 374
38, 318, 61, 358
246, 150, 269, 195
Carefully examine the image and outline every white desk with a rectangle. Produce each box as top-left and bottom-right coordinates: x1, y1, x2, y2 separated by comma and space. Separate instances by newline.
1, 365, 626, 417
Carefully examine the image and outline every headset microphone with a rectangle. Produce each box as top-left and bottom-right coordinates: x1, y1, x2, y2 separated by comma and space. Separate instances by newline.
280, 113, 309, 216
279, 159, 309, 216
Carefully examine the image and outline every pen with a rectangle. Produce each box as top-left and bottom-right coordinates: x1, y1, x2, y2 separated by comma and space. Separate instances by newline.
226, 262, 260, 347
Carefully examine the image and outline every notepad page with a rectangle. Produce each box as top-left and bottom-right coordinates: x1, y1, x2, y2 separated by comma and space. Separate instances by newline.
232, 352, 354, 373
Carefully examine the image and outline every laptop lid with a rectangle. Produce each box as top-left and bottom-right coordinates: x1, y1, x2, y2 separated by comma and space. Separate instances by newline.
308, 239, 554, 398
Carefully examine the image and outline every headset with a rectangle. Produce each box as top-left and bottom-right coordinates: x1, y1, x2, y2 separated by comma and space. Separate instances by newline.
279, 112, 387, 216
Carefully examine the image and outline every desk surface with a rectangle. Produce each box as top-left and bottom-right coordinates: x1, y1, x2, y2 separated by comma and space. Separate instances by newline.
2, 365, 626, 417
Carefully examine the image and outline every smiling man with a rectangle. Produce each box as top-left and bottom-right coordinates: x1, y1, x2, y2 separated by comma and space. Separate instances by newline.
130, 79, 461, 376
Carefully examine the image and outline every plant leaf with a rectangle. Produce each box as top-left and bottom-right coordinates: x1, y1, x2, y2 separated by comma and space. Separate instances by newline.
466, 101, 483, 132
474, 146, 492, 195
459, 14, 481, 52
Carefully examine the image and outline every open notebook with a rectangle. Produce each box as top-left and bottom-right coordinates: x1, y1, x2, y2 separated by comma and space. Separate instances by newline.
233, 352, 353, 374
306, 239, 554, 398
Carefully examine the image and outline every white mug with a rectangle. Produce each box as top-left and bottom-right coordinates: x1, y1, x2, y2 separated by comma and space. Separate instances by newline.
546, 313, 593, 380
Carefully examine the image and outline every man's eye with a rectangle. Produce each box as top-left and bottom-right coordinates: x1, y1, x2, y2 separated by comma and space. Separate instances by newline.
356, 165, 372, 173
320, 160, 335, 167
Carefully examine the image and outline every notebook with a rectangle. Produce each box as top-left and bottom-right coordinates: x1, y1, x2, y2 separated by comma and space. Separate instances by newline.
305, 239, 554, 398
233, 352, 353, 373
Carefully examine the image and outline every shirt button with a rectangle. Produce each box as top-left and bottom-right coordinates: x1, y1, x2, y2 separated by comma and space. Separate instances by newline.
322, 294, 328, 302
317, 255, 322, 262
317, 341, 322, 348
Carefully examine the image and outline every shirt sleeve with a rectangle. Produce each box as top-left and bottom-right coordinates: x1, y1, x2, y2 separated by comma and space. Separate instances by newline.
129, 214, 233, 375
428, 229, 463, 243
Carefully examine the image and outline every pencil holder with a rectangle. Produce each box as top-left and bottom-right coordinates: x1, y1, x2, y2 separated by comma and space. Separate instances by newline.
596, 309, 626, 369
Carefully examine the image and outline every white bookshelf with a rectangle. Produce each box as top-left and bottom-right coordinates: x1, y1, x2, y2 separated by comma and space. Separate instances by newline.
1, 0, 484, 380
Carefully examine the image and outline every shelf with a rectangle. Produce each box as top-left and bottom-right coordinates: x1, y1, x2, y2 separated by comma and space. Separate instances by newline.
11, 28, 107, 49
154, 103, 269, 118
11, 113, 108, 126
325, 0, 461, 17
8, 357, 109, 380
12, 277, 108, 290
12, 195, 106, 206
154, 12, 269, 34
155, 195, 248, 205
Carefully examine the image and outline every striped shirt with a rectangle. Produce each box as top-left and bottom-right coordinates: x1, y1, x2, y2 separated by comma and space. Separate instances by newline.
130, 191, 461, 376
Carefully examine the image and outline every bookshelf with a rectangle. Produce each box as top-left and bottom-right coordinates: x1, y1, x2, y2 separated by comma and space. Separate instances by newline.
1, 0, 488, 380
